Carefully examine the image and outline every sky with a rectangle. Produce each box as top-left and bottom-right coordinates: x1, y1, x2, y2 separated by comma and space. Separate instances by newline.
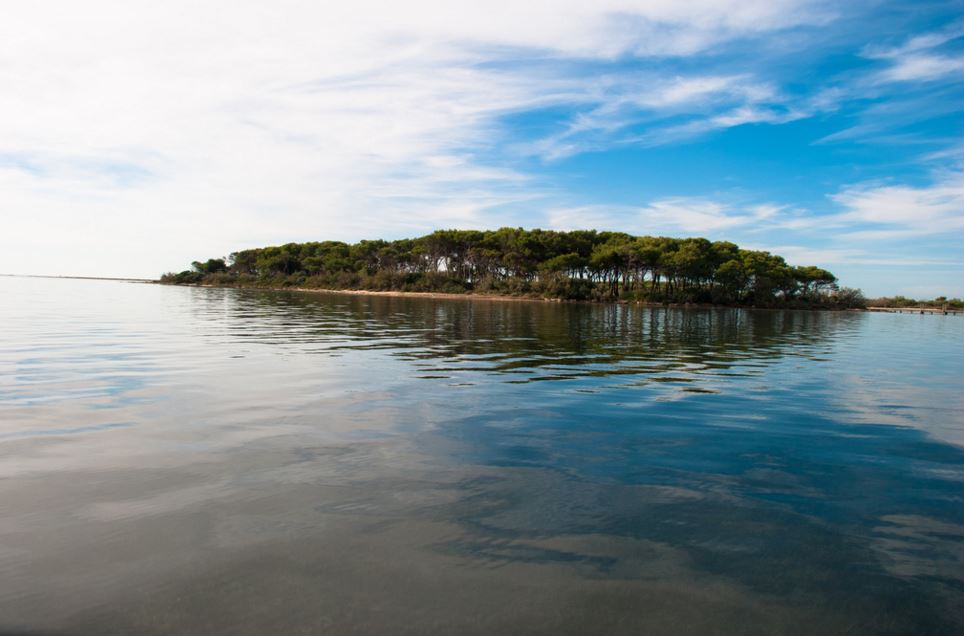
1, 1, 963, 296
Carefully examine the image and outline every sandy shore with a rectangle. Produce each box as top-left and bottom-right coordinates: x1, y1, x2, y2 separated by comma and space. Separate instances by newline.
208, 284, 565, 304
185, 283, 766, 309
164, 281, 863, 311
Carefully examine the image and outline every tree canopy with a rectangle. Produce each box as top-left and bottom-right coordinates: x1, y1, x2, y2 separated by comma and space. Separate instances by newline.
162, 228, 863, 308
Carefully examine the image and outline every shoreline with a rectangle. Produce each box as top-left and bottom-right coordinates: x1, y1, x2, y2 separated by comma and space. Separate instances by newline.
158, 281, 865, 311
19, 276, 958, 313
190, 282, 592, 305
866, 306, 963, 315
19, 276, 957, 313
2, 273, 156, 283
279, 286, 560, 304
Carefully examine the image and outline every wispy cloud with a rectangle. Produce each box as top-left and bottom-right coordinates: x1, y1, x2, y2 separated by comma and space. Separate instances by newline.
830, 172, 964, 237
546, 197, 793, 236
1, 0, 962, 299
639, 197, 779, 232
864, 20, 964, 83
811, 21, 964, 147
0, 0, 836, 276
526, 74, 795, 158
545, 173, 964, 272
747, 244, 963, 267
528, 70, 855, 158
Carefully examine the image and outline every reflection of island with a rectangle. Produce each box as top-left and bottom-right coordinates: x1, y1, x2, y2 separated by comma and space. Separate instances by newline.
204, 287, 860, 384
4, 278, 962, 634
179, 285, 964, 632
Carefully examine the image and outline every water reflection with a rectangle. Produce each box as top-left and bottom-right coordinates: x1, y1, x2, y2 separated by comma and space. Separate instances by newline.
222, 289, 855, 377
0, 278, 962, 634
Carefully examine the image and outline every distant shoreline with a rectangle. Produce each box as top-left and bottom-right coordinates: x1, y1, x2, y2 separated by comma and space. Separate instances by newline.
866, 306, 963, 315
8, 274, 959, 313
1, 273, 155, 283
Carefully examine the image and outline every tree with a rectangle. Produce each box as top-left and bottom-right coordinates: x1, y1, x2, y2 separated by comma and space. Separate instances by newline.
167, 228, 848, 306
192, 258, 227, 274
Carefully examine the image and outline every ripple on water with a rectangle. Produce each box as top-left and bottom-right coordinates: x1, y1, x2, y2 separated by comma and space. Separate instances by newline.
0, 278, 962, 634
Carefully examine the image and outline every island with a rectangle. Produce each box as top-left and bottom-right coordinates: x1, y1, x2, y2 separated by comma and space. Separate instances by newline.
162, 228, 865, 308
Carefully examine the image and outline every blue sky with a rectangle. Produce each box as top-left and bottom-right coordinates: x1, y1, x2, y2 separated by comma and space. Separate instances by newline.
1, 0, 962, 296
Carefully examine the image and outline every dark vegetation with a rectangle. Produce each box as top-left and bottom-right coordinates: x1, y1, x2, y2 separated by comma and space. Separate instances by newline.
161, 228, 866, 308
868, 296, 963, 309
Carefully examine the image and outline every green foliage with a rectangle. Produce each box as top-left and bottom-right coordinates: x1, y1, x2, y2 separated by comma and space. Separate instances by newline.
164, 228, 855, 306
832, 287, 867, 309
191, 258, 227, 274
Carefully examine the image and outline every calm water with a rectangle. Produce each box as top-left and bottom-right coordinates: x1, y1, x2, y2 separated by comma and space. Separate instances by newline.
1, 277, 963, 634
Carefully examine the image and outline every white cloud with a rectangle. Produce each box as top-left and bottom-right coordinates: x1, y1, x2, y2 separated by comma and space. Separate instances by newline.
542, 184, 964, 297
526, 74, 793, 159
739, 245, 862, 266
546, 197, 786, 235
640, 198, 768, 232
830, 172, 964, 236
878, 54, 964, 83
603, 81, 843, 151
747, 245, 962, 267
0, 0, 834, 276
630, 75, 775, 109
864, 21, 964, 83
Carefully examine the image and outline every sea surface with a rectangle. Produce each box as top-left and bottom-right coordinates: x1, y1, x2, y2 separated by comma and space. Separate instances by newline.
1, 276, 963, 635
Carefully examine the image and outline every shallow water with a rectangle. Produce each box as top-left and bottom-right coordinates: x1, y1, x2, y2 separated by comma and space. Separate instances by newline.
1, 276, 963, 634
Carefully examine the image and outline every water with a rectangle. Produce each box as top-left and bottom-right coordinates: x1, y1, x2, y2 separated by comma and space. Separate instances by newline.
1, 276, 963, 635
